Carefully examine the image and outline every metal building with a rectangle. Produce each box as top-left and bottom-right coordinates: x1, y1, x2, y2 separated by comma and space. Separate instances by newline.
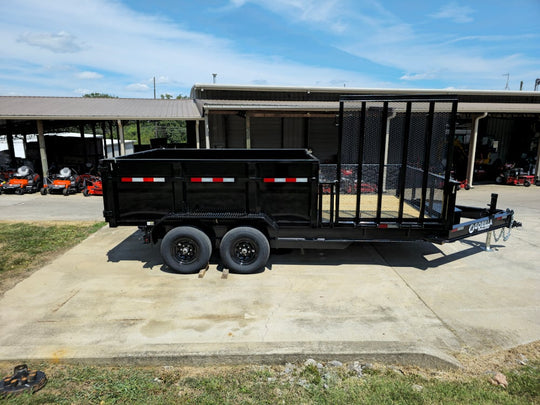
1, 85, 539, 187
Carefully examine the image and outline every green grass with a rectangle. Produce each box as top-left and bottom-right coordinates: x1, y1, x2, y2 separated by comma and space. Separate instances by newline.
0, 361, 537, 404
0, 222, 104, 274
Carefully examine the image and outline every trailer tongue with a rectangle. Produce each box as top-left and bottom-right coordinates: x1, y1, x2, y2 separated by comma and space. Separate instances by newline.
101, 96, 520, 274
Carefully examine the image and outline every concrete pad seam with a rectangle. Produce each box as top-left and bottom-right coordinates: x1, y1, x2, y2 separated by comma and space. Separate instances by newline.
371, 243, 468, 349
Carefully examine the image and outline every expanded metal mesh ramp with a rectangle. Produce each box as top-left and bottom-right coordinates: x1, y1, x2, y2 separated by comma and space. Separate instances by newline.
319, 95, 458, 227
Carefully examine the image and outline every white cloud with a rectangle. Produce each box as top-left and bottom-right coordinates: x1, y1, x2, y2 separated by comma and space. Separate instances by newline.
76, 71, 103, 79
1, 0, 538, 95
400, 71, 439, 81
73, 88, 90, 95
430, 2, 475, 24
126, 83, 150, 92
246, 0, 348, 32
0, 0, 381, 96
17, 31, 84, 53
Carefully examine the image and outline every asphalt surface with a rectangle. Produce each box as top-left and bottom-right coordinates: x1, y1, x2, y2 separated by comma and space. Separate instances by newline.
0, 185, 538, 369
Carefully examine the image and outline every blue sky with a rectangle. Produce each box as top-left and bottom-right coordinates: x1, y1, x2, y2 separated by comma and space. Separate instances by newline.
1, 0, 539, 97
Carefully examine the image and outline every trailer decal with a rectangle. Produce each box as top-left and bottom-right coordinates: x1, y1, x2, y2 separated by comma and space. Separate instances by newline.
121, 177, 165, 183
469, 219, 493, 233
263, 177, 308, 183
190, 177, 235, 183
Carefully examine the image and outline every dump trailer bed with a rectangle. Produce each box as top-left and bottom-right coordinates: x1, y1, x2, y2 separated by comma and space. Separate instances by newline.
101, 96, 519, 273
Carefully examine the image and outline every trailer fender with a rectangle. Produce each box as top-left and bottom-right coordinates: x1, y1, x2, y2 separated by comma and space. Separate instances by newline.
151, 213, 279, 244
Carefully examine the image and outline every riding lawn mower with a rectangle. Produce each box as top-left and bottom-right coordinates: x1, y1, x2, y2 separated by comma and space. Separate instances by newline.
41, 167, 83, 196
0, 166, 41, 194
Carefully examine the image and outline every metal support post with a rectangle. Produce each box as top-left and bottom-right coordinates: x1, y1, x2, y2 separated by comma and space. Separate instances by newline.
117, 120, 126, 155
246, 114, 251, 149
466, 112, 488, 187
37, 120, 49, 179
204, 115, 210, 149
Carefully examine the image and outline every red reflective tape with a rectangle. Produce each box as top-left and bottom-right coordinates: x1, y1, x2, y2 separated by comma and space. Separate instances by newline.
191, 177, 235, 183
264, 177, 308, 183
121, 177, 165, 183
378, 224, 388, 229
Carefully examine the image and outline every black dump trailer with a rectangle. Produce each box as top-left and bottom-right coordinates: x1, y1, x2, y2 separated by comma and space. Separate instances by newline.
101, 96, 519, 273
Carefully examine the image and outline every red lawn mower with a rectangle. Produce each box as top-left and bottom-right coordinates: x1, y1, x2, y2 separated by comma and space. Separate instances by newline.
41, 167, 83, 196
0, 166, 41, 194
80, 174, 103, 196
495, 168, 535, 187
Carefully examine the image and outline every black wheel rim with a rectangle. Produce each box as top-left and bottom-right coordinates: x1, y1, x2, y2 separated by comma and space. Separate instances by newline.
172, 238, 199, 265
231, 238, 258, 265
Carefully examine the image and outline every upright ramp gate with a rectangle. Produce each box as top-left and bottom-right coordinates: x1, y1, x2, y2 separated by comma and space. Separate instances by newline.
328, 95, 458, 227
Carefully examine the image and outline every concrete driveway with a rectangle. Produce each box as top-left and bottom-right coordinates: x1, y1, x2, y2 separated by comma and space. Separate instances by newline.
0, 185, 538, 368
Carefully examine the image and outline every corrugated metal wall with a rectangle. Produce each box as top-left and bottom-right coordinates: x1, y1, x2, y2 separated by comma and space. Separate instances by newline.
283, 118, 305, 148
251, 117, 282, 148
207, 114, 338, 161
226, 115, 246, 148
307, 117, 338, 163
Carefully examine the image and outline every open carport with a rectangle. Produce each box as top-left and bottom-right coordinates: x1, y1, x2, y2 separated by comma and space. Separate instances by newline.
0, 96, 204, 178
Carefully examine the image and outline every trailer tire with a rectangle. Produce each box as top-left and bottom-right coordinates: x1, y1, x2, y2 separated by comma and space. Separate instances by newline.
160, 226, 212, 274
220, 227, 270, 274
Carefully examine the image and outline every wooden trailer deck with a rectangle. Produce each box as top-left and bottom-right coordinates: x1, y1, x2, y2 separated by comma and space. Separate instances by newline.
321, 193, 422, 221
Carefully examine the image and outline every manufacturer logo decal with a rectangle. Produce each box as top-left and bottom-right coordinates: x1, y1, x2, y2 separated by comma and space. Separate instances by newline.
469, 219, 492, 233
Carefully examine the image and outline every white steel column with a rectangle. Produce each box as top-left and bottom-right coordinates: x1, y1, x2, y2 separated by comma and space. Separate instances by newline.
383, 111, 397, 192
195, 120, 200, 149
246, 114, 251, 149
204, 115, 210, 149
466, 112, 488, 187
535, 133, 540, 178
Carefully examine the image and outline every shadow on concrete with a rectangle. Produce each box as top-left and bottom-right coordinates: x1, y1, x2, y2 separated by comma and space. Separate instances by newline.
106, 229, 502, 274
267, 239, 503, 271
106, 229, 163, 270
369, 240, 505, 270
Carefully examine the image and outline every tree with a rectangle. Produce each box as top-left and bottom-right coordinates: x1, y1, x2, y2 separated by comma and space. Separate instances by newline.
83, 93, 118, 98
